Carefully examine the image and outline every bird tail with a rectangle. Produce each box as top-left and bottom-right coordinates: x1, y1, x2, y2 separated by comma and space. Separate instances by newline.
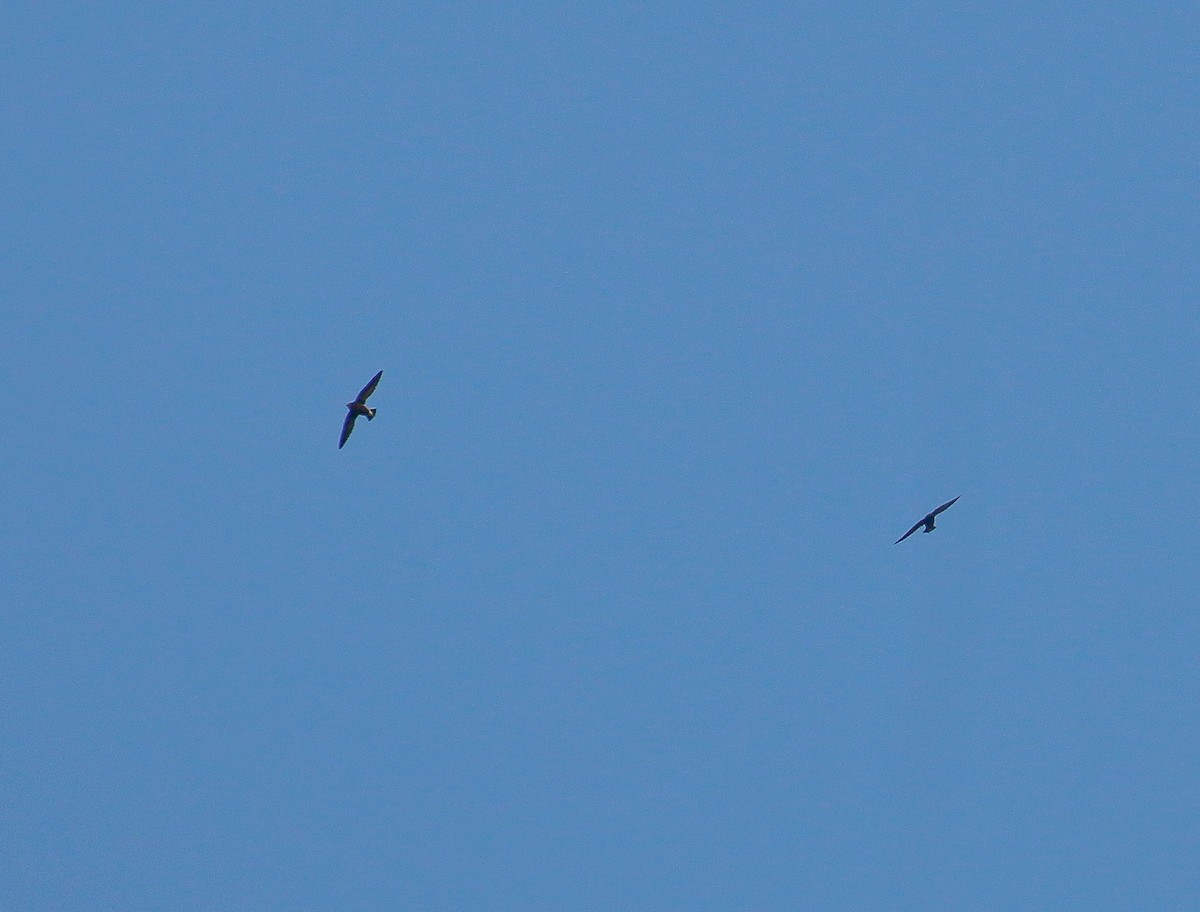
366, 408, 376, 420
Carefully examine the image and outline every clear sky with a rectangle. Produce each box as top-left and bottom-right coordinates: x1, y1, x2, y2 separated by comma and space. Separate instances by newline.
3, 3, 1198, 909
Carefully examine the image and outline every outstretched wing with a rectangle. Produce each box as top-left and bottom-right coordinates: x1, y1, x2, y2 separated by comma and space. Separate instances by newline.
895, 520, 924, 544
338, 411, 358, 449
931, 495, 960, 517
355, 370, 383, 404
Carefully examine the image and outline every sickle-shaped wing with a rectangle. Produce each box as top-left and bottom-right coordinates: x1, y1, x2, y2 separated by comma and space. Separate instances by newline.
895, 519, 925, 544
355, 370, 383, 404
338, 411, 358, 449
931, 495, 960, 517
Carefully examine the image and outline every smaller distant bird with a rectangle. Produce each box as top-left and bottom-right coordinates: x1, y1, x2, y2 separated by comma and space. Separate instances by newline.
339, 370, 383, 449
895, 496, 960, 544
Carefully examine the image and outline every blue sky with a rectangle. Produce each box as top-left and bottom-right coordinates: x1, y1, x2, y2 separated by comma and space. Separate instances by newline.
3, 3, 1198, 909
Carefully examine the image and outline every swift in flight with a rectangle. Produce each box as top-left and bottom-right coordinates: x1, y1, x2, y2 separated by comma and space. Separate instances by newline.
339, 370, 383, 449
895, 496, 960, 544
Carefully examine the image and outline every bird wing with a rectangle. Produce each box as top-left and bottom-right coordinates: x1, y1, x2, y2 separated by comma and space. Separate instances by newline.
355, 370, 383, 404
338, 411, 357, 449
895, 520, 924, 544
931, 495, 960, 517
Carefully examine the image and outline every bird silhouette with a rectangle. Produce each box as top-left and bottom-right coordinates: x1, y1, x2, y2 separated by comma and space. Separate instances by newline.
339, 370, 383, 449
895, 496, 960, 543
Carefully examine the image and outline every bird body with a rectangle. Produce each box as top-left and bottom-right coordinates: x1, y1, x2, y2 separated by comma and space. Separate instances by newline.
895, 496, 959, 544
339, 370, 383, 448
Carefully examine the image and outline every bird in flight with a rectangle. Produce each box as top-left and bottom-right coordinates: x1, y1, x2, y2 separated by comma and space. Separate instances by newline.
339, 370, 383, 449
895, 496, 960, 544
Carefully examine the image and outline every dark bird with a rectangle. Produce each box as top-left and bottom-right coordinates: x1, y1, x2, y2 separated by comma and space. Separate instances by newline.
339, 370, 383, 449
895, 496, 960, 544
